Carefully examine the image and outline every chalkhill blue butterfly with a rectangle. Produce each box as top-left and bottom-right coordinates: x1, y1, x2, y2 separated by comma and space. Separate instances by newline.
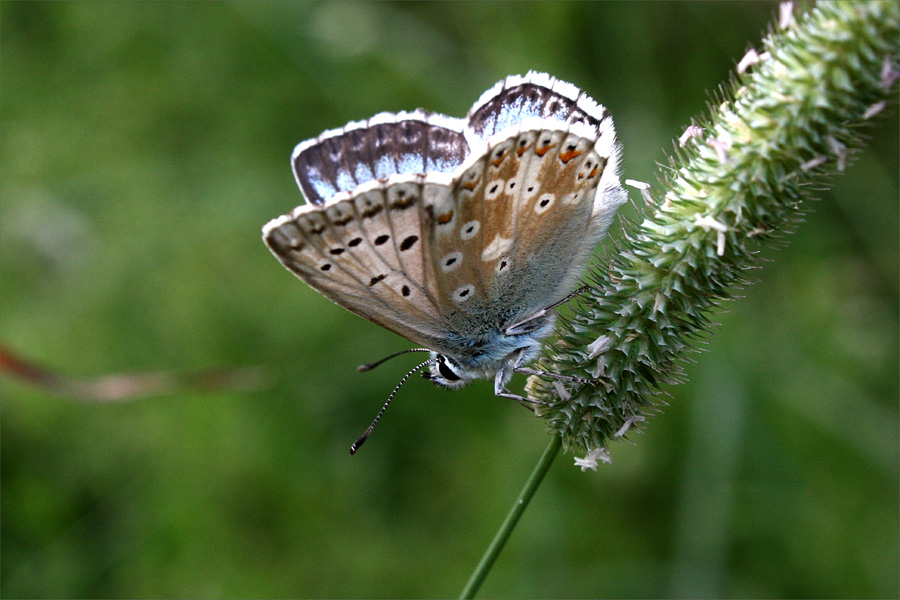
263, 72, 627, 452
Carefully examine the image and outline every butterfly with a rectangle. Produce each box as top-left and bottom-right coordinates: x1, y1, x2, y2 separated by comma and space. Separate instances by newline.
263, 71, 627, 452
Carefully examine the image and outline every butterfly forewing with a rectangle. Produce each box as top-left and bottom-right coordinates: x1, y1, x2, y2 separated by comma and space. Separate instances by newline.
264, 187, 456, 353
347, 178, 440, 309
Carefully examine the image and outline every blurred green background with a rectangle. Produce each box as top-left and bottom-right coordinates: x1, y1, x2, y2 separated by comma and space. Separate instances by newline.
2, 2, 897, 598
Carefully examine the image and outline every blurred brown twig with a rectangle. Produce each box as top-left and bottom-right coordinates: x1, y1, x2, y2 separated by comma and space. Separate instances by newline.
0, 344, 272, 402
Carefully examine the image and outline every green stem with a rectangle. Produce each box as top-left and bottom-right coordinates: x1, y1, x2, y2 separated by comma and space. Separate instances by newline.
459, 435, 562, 599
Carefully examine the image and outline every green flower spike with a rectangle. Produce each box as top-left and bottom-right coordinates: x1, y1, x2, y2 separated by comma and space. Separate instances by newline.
525, 0, 899, 463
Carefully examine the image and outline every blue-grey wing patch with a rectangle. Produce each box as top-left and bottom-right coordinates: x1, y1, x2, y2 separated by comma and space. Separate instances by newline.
292, 112, 470, 205
467, 71, 609, 141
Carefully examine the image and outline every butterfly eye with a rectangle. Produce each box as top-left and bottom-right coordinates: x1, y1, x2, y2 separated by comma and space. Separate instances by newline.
438, 358, 461, 382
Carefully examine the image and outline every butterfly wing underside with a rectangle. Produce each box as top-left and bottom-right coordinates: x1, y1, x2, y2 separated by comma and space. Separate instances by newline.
267, 175, 478, 355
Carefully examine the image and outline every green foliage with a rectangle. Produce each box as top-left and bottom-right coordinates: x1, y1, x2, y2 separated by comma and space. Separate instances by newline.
2, 2, 897, 598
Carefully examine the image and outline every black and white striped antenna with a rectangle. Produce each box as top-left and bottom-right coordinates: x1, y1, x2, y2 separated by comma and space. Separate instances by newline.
350, 356, 435, 455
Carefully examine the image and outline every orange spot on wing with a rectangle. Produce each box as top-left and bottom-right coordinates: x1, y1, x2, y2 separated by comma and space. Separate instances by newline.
437, 210, 454, 224
559, 149, 583, 163
535, 144, 555, 156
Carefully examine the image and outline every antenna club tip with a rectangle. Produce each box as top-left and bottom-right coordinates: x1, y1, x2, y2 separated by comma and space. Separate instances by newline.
357, 364, 373, 372
350, 435, 369, 455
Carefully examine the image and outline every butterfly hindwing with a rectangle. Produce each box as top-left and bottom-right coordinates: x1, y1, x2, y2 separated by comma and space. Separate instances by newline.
467, 72, 609, 141
495, 128, 608, 321
422, 124, 610, 333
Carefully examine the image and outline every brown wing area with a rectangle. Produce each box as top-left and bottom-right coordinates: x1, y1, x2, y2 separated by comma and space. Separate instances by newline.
264, 178, 458, 354
495, 129, 607, 321
421, 143, 505, 329
424, 127, 607, 331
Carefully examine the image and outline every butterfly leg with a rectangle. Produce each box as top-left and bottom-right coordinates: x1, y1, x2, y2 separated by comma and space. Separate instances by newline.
513, 366, 593, 384
494, 356, 549, 406
541, 285, 591, 312
497, 389, 549, 407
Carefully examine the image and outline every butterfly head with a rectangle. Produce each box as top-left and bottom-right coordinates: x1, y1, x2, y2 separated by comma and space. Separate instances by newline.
423, 326, 548, 391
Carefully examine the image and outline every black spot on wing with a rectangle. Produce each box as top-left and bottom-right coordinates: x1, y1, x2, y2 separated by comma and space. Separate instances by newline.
400, 235, 419, 251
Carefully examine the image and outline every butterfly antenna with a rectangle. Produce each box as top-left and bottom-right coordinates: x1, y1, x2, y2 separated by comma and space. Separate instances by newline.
357, 348, 432, 372
350, 358, 435, 455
